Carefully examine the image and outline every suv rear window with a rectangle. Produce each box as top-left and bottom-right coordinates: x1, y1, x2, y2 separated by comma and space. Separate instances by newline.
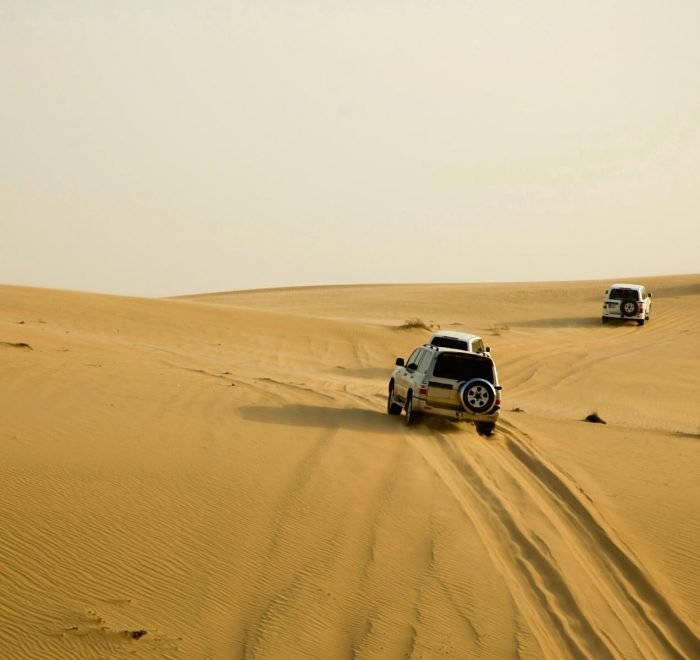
433, 353, 494, 383
430, 336, 471, 351
609, 288, 640, 301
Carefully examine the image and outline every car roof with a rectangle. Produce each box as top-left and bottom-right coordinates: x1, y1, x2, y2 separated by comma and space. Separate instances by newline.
430, 330, 481, 341
424, 344, 494, 362
609, 283, 644, 290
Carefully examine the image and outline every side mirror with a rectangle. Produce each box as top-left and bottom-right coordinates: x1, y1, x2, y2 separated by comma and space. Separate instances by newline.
395, 357, 405, 367
486, 346, 491, 353
649, 292, 653, 298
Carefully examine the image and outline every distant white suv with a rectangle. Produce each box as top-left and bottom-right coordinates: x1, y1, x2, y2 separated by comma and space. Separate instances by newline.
428, 330, 490, 355
601, 283, 652, 326
387, 344, 501, 436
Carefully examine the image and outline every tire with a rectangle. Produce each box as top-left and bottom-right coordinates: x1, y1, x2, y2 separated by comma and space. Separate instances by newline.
476, 421, 495, 437
620, 299, 639, 317
459, 379, 496, 413
638, 319, 645, 326
601, 316, 608, 324
404, 393, 421, 426
387, 383, 402, 415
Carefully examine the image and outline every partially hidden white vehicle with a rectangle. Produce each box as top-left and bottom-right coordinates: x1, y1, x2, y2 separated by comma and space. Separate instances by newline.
601, 283, 652, 326
428, 330, 490, 355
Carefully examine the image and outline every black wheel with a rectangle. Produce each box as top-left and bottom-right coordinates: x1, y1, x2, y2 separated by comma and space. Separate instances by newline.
637, 319, 645, 326
459, 379, 496, 413
476, 421, 495, 437
620, 299, 639, 317
601, 316, 608, 324
404, 393, 421, 426
387, 383, 402, 415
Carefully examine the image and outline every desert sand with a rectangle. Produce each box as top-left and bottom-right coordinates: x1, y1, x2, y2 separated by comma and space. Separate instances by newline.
1, 274, 699, 659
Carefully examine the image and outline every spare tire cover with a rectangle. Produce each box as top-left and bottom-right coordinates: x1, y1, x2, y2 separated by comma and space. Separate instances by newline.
459, 378, 496, 413
620, 299, 639, 317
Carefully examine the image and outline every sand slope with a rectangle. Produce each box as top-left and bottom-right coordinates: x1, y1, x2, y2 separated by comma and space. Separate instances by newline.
1, 275, 699, 659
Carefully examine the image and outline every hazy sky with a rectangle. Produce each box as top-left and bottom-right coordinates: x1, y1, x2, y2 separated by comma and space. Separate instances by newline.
2, 1, 699, 297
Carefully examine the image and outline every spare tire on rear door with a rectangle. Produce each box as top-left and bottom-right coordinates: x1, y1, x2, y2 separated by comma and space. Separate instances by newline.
459, 378, 496, 413
620, 299, 639, 317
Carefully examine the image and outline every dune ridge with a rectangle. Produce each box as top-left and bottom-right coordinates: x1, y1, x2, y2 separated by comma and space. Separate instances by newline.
1, 275, 699, 658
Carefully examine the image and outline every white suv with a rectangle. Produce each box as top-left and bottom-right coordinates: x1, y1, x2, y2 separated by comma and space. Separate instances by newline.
387, 344, 501, 436
428, 330, 490, 355
601, 283, 652, 326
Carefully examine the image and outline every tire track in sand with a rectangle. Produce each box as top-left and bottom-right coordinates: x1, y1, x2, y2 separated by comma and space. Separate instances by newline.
409, 433, 612, 659
408, 420, 700, 659
495, 419, 700, 659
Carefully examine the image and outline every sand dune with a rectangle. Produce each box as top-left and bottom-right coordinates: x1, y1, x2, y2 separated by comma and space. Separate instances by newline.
1, 275, 699, 659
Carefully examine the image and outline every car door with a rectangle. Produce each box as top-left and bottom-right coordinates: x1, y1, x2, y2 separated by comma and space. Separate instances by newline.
605, 287, 625, 316
395, 348, 421, 402
608, 287, 635, 317
406, 348, 431, 401
602, 288, 611, 315
639, 286, 651, 316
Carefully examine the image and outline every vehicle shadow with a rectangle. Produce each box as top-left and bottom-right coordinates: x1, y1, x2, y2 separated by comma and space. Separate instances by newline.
238, 404, 462, 434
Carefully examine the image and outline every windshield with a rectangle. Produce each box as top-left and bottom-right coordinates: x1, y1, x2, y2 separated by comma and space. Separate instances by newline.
433, 353, 494, 383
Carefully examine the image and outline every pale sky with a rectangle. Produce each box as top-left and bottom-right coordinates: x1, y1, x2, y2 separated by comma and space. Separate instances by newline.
1, 1, 699, 297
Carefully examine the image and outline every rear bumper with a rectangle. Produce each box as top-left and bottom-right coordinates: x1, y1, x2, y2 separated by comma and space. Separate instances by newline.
415, 397, 499, 422
603, 313, 645, 319
602, 307, 646, 320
